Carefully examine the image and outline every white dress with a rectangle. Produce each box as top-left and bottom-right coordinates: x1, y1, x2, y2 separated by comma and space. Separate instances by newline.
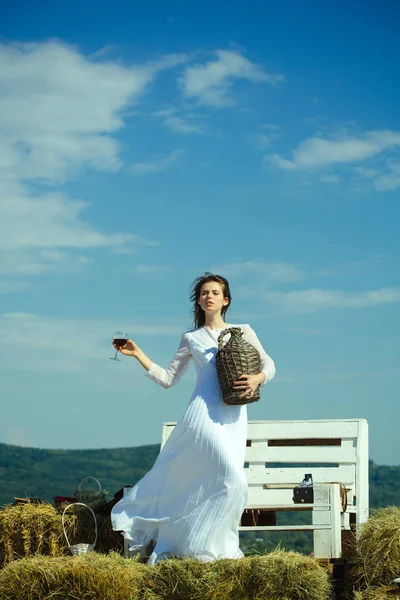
111, 324, 275, 565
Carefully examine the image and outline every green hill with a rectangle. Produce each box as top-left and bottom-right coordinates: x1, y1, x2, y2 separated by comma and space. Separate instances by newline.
0, 442, 398, 509
0, 443, 160, 506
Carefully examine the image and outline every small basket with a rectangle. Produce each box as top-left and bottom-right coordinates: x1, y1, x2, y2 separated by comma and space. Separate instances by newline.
62, 502, 98, 555
74, 476, 108, 509
216, 327, 262, 405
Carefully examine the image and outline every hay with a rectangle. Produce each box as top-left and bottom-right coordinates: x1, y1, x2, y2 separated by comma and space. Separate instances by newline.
0, 550, 331, 600
0, 553, 145, 600
356, 506, 400, 588
141, 557, 215, 600
354, 585, 400, 599
0, 503, 72, 567
203, 550, 331, 600
0, 503, 123, 567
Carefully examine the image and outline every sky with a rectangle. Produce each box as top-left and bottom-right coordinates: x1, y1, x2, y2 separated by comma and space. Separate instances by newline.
0, 0, 399, 466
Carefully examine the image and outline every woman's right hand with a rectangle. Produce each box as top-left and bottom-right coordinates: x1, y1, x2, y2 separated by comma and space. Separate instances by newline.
113, 339, 139, 357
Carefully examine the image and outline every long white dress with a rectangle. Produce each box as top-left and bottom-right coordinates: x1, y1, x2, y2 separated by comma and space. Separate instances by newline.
111, 323, 275, 565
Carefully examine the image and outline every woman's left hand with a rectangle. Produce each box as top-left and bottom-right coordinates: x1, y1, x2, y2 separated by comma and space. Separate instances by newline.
233, 373, 265, 399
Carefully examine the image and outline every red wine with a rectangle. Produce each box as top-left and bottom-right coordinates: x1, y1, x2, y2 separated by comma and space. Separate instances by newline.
113, 338, 128, 347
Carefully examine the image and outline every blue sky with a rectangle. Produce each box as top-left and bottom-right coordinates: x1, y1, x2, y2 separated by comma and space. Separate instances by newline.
0, 1, 399, 465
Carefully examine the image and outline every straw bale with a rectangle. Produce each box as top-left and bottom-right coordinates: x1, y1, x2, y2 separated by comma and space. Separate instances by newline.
0, 550, 332, 600
0, 502, 124, 568
202, 549, 331, 600
0, 503, 72, 568
0, 553, 145, 600
140, 550, 330, 600
141, 557, 216, 600
354, 585, 400, 599
356, 506, 400, 588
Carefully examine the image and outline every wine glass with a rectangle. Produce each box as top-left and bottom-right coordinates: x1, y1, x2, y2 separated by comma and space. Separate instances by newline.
110, 331, 129, 362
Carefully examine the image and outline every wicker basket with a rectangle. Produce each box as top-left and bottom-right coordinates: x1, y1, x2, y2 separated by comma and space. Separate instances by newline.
74, 476, 108, 510
62, 502, 98, 555
216, 327, 262, 405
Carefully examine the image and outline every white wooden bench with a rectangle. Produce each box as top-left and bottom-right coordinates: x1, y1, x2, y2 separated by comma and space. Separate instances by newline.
161, 418, 369, 559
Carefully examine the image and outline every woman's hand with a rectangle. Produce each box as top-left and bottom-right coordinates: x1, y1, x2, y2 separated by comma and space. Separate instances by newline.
113, 339, 139, 357
233, 373, 265, 399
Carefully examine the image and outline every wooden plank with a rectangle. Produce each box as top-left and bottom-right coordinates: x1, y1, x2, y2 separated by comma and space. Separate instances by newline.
246, 420, 360, 440
330, 485, 342, 557
245, 441, 356, 464
313, 484, 342, 559
356, 419, 369, 526
163, 420, 362, 443
246, 486, 333, 507
245, 466, 356, 485
163, 420, 362, 446
245, 503, 331, 511
238, 524, 334, 531
247, 488, 297, 506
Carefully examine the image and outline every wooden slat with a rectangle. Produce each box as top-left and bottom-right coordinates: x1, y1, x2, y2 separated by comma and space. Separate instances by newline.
246, 484, 342, 506
356, 419, 369, 525
238, 525, 333, 531
245, 466, 356, 486
245, 503, 331, 511
246, 420, 360, 440
244, 487, 331, 507
246, 488, 297, 505
245, 440, 356, 464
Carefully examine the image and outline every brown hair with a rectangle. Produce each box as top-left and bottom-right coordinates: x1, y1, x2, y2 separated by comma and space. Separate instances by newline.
190, 273, 231, 328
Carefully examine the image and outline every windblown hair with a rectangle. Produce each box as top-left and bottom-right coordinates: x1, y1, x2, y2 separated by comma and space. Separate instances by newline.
190, 273, 231, 329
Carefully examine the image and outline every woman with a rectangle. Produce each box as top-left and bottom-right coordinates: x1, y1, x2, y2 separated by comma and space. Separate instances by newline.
111, 273, 276, 565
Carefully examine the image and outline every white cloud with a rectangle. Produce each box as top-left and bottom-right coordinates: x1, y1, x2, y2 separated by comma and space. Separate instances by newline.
0, 312, 185, 373
153, 108, 178, 118
0, 179, 153, 276
261, 287, 400, 314
267, 129, 400, 191
213, 260, 400, 315
262, 124, 280, 130
354, 166, 379, 179
316, 255, 388, 277
0, 41, 185, 183
248, 124, 280, 150
248, 133, 276, 150
269, 130, 400, 171
286, 325, 330, 336
164, 116, 205, 135
180, 50, 284, 107
320, 174, 341, 183
354, 162, 400, 191
0, 40, 183, 279
132, 264, 174, 274
212, 260, 305, 285
277, 368, 398, 384
131, 149, 183, 176
373, 162, 400, 191
152, 108, 205, 135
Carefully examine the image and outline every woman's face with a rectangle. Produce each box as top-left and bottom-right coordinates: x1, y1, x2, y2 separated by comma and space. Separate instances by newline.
197, 281, 229, 315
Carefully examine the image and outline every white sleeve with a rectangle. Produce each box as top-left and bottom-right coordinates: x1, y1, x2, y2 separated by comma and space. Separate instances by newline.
144, 334, 192, 389
242, 324, 276, 385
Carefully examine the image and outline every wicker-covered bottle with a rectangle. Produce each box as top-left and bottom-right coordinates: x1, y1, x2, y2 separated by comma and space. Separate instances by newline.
216, 327, 262, 405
